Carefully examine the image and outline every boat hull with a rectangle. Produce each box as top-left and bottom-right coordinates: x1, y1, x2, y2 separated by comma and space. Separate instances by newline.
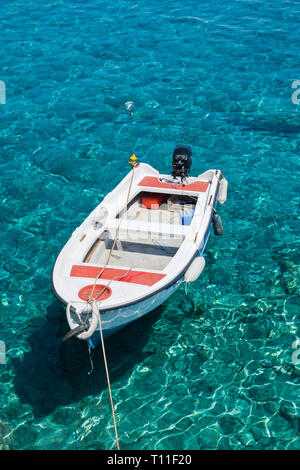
51, 162, 226, 346
88, 222, 213, 348
54, 220, 213, 347
88, 277, 184, 348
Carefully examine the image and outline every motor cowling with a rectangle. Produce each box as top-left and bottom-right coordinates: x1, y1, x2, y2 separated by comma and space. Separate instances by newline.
172, 145, 192, 180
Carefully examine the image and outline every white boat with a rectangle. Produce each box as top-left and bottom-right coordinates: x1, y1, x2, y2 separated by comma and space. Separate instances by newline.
52, 146, 228, 348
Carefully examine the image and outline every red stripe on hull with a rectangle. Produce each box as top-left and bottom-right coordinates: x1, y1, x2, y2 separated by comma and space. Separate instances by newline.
138, 176, 209, 192
70, 265, 166, 286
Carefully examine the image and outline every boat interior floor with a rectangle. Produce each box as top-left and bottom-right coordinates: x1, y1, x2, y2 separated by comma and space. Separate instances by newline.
85, 235, 182, 271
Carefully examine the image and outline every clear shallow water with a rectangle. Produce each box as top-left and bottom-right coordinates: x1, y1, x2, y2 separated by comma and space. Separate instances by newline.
0, 0, 299, 450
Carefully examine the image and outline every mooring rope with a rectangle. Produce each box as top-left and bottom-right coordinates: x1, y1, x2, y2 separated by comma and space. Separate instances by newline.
85, 156, 138, 450
90, 301, 120, 450
88, 158, 138, 302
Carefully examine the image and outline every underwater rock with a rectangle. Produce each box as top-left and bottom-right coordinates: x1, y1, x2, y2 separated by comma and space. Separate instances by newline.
249, 426, 263, 442
247, 385, 274, 402
268, 415, 291, 434
228, 434, 243, 450
264, 401, 277, 415
290, 418, 300, 433
287, 438, 300, 450
218, 436, 231, 450
239, 431, 255, 447
173, 384, 187, 397
197, 428, 220, 449
292, 365, 300, 377
218, 414, 243, 435
245, 323, 266, 340
279, 400, 299, 421
52, 406, 80, 426
281, 261, 299, 295
180, 298, 194, 315
174, 416, 193, 432
285, 296, 300, 316
10, 423, 38, 450
211, 402, 226, 416
193, 347, 209, 365
192, 379, 216, 397
254, 369, 277, 385
0, 421, 12, 450
0, 440, 9, 450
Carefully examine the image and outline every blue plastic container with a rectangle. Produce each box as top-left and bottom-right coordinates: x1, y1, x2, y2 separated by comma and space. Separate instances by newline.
180, 208, 195, 225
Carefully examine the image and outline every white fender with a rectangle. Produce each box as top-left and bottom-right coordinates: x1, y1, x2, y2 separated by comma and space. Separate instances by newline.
66, 302, 99, 340
218, 177, 228, 204
184, 256, 205, 283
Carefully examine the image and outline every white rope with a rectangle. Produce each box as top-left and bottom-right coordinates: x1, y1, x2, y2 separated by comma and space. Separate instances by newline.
88, 163, 137, 302
66, 161, 138, 451
91, 301, 120, 450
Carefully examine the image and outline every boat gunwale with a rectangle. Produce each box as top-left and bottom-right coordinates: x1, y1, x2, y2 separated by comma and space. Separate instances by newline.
51, 167, 220, 312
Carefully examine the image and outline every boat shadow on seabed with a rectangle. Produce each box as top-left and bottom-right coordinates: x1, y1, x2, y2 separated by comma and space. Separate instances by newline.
11, 300, 164, 418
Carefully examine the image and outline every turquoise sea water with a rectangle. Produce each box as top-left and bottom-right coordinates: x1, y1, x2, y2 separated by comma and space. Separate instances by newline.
0, 0, 299, 450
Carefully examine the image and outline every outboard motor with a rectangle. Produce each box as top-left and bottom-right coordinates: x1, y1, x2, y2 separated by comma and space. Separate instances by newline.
172, 145, 192, 181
